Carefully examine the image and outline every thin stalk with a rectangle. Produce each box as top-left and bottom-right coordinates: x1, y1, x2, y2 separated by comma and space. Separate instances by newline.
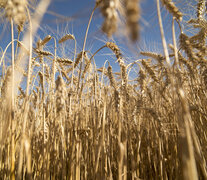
79, 45, 106, 99
0, 40, 28, 68
70, 37, 76, 90
100, 60, 109, 92
10, 18, 15, 180
10, 19, 15, 110
0, 47, 5, 78
89, 45, 106, 62
77, 5, 97, 92
26, 7, 33, 97
15, 31, 21, 60
156, 0, 170, 67
51, 37, 57, 91
172, 17, 180, 70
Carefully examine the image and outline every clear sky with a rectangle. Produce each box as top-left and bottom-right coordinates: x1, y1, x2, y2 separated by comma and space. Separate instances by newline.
42, 0, 189, 60
0, 0, 196, 75
40, 0, 168, 70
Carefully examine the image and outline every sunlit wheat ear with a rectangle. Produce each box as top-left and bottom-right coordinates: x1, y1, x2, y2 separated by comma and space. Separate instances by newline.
18, 86, 26, 99
55, 75, 67, 113
106, 42, 122, 60
44, 64, 50, 80
141, 59, 158, 82
113, 89, 120, 112
100, 0, 119, 37
179, 33, 198, 63
107, 62, 117, 89
124, 0, 140, 41
32, 88, 40, 110
36, 39, 44, 64
197, 0, 205, 20
140, 51, 165, 65
31, 58, 40, 67
58, 34, 75, 43
137, 66, 146, 91
40, 35, 52, 46
34, 48, 53, 56
38, 72, 44, 91
1, 67, 12, 99
179, 53, 194, 75
36, 36, 52, 50
118, 59, 127, 85
161, 0, 182, 21
81, 52, 91, 79
97, 67, 108, 76
59, 65, 71, 82
57, 57, 73, 66
5, 0, 27, 26
74, 51, 84, 69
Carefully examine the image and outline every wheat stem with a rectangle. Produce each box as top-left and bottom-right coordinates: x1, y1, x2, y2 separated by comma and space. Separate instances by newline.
78, 5, 97, 93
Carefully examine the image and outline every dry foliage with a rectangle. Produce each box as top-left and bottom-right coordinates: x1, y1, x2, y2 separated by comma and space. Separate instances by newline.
0, 0, 206, 179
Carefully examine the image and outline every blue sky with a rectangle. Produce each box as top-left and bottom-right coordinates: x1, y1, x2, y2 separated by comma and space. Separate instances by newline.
42, 0, 186, 59
41, 0, 168, 70
0, 0, 196, 75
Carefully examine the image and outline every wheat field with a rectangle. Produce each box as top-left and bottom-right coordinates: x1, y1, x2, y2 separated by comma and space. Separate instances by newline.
0, 0, 206, 179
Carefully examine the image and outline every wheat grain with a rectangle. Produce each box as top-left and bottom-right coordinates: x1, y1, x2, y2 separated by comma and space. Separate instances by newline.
74, 51, 84, 69
5, 0, 27, 26
141, 59, 158, 82
179, 33, 198, 62
40, 35, 52, 46
57, 57, 73, 66
100, 0, 118, 37
1, 67, 12, 99
58, 34, 75, 44
124, 0, 140, 41
161, 0, 183, 21
55, 75, 67, 113
197, 0, 205, 20
107, 63, 117, 89
34, 48, 53, 56
140, 51, 165, 65
106, 42, 122, 60
178, 52, 194, 76
81, 53, 91, 79
138, 66, 146, 91
38, 72, 44, 91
